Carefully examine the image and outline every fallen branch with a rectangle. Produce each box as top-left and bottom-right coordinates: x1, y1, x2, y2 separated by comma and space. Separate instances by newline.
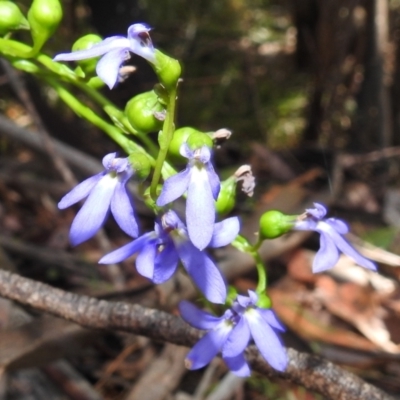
0, 269, 392, 400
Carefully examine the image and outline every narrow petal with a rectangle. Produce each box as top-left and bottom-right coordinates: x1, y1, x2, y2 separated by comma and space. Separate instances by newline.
96, 48, 130, 89
325, 218, 349, 234
206, 165, 221, 199
54, 37, 129, 61
185, 323, 232, 370
245, 309, 288, 372
111, 182, 138, 238
127, 24, 156, 63
307, 203, 327, 219
156, 169, 191, 206
177, 241, 227, 304
58, 172, 104, 209
209, 217, 240, 248
136, 242, 156, 279
318, 223, 376, 271
222, 317, 251, 357
152, 242, 179, 283
313, 232, 340, 272
187, 167, 215, 250
179, 301, 224, 330
258, 309, 286, 332
224, 354, 251, 377
99, 233, 154, 264
69, 175, 116, 245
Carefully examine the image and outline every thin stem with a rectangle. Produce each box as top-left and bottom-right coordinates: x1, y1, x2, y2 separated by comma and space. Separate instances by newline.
150, 86, 177, 199
252, 250, 267, 294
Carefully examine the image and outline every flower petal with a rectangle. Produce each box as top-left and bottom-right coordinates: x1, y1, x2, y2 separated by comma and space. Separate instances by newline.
127, 23, 156, 63
318, 223, 376, 271
258, 309, 286, 332
206, 164, 220, 199
222, 317, 251, 357
224, 354, 251, 377
245, 309, 288, 372
325, 218, 349, 234
179, 301, 224, 330
54, 36, 129, 61
185, 323, 232, 370
177, 241, 227, 304
99, 233, 154, 264
69, 175, 116, 245
313, 231, 340, 272
209, 217, 240, 248
111, 182, 138, 238
136, 242, 156, 279
96, 48, 130, 89
153, 242, 179, 283
58, 172, 104, 209
186, 167, 215, 250
156, 168, 191, 206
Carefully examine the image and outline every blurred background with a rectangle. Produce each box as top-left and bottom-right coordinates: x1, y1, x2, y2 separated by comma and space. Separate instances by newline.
2, 0, 400, 399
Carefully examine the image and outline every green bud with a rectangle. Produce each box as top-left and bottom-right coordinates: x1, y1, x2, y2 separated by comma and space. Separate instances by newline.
128, 152, 152, 181
125, 90, 165, 134
152, 49, 181, 90
11, 59, 40, 74
0, 1, 29, 35
28, 0, 63, 53
215, 176, 236, 216
72, 34, 102, 75
168, 126, 199, 158
259, 210, 295, 240
257, 292, 272, 308
186, 131, 213, 150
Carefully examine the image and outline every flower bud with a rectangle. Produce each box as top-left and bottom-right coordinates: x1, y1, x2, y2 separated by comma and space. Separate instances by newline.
257, 292, 272, 309
0, 1, 29, 35
28, 0, 63, 53
72, 34, 102, 75
215, 176, 236, 216
125, 90, 165, 134
259, 210, 295, 240
168, 126, 199, 159
128, 152, 152, 181
152, 49, 181, 90
186, 131, 213, 151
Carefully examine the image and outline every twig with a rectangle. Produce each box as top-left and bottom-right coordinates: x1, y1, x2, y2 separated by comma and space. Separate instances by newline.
0, 269, 392, 400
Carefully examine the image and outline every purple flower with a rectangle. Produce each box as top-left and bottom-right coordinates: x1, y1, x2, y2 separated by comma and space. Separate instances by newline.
58, 153, 138, 245
54, 23, 155, 89
180, 290, 287, 377
157, 144, 220, 250
294, 203, 376, 273
99, 210, 239, 304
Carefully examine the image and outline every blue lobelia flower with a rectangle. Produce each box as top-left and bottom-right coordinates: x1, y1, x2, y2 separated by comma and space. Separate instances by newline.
58, 153, 138, 246
54, 23, 156, 89
99, 210, 239, 304
180, 290, 287, 376
157, 144, 220, 250
294, 203, 377, 273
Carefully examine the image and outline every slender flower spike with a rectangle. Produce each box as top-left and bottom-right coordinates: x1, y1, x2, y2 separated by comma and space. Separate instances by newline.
294, 203, 377, 273
157, 144, 220, 250
58, 153, 138, 245
54, 23, 156, 89
99, 210, 240, 304
180, 290, 287, 377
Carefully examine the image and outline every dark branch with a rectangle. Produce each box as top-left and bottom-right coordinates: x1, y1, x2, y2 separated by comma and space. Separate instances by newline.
0, 269, 392, 400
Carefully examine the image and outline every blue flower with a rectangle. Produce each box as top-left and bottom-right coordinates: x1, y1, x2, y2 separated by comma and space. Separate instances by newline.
180, 290, 287, 377
58, 153, 138, 245
294, 203, 377, 273
99, 210, 239, 304
54, 23, 156, 89
157, 144, 220, 250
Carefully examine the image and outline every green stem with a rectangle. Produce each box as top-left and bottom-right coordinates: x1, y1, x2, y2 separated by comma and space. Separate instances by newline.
150, 86, 177, 199
252, 250, 267, 294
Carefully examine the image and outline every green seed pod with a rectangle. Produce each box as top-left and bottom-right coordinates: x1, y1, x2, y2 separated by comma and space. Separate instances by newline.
28, 0, 62, 53
152, 49, 181, 90
0, 1, 29, 35
259, 210, 295, 240
72, 34, 102, 75
257, 292, 272, 309
186, 131, 213, 150
215, 176, 236, 216
168, 126, 199, 159
125, 90, 165, 134
128, 152, 152, 181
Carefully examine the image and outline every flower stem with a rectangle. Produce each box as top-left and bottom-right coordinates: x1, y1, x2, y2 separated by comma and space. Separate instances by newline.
252, 250, 267, 294
150, 86, 177, 199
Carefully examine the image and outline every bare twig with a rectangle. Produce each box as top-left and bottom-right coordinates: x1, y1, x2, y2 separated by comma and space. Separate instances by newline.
0, 269, 392, 400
